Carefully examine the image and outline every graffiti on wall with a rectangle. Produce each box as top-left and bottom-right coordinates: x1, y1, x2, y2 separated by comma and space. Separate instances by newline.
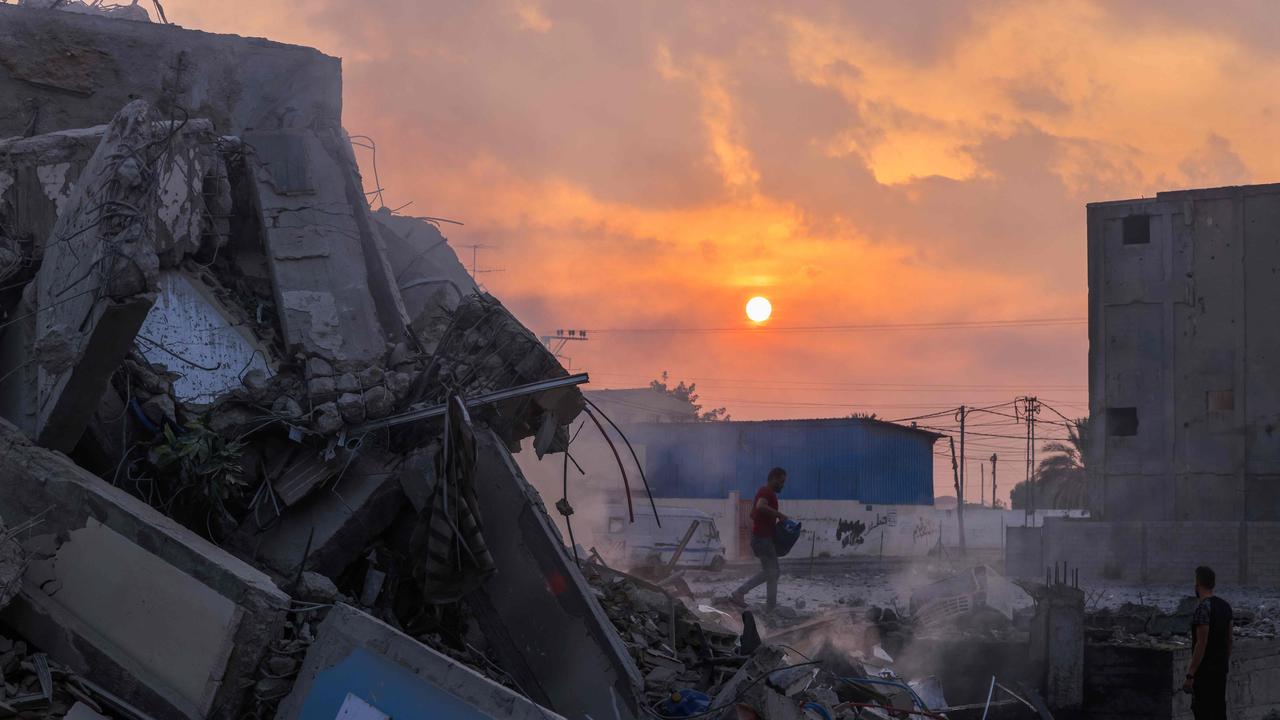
835, 514, 890, 547
912, 515, 936, 543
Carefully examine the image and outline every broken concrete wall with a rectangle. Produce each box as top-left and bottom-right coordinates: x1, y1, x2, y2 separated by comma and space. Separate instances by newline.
0, 125, 110, 429
0, 5, 341, 138
20, 101, 215, 451
0, 417, 289, 719
0, 125, 101, 285
1082, 640, 1280, 720
275, 603, 563, 720
465, 427, 642, 720
371, 208, 477, 326
244, 129, 409, 365
1005, 517, 1280, 584
417, 294, 584, 445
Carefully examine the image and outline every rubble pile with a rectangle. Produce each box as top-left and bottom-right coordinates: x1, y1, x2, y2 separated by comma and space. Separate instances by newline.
0, 7, 626, 720
0, 636, 101, 719
1086, 597, 1280, 647
583, 563, 993, 720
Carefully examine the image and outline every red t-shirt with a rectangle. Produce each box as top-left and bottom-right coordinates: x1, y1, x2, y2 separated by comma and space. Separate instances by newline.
750, 486, 779, 538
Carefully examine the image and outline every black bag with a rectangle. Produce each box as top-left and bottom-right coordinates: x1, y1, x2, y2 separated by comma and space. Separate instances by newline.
773, 520, 802, 557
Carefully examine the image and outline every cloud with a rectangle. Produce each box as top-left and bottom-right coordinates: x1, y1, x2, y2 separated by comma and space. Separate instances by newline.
164, 0, 1276, 498
1178, 133, 1249, 187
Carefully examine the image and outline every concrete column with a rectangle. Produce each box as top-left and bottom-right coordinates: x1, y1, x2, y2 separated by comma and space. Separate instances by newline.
1030, 584, 1085, 712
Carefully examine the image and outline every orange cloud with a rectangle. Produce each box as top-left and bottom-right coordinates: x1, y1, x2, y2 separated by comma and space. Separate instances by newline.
162, 0, 1278, 498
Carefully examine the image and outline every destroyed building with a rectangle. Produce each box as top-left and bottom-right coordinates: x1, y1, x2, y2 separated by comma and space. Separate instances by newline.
0, 6, 638, 719
7, 6, 1278, 720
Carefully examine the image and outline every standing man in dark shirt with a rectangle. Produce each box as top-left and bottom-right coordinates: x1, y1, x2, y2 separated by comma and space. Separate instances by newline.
1183, 565, 1233, 720
729, 467, 788, 612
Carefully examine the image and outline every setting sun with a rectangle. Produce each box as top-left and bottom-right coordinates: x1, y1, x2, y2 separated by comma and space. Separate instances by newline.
746, 296, 772, 323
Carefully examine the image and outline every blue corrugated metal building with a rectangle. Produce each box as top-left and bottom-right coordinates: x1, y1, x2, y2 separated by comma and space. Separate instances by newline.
626, 418, 940, 505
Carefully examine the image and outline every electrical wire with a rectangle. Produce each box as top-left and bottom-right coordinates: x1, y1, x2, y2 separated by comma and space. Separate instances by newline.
582, 405, 635, 522
585, 397, 662, 528
588, 317, 1087, 335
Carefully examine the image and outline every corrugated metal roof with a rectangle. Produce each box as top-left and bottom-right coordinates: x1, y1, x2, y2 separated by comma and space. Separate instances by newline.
626, 418, 938, 505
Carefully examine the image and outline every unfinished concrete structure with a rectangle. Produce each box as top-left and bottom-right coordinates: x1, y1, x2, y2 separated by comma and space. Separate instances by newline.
1087, 183, 1280, 521
1009, 184, 1280, 584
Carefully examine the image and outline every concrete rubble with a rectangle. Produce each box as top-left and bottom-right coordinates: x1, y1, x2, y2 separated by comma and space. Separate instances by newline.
5, 6, 1275, 720
0, 6, 612, 720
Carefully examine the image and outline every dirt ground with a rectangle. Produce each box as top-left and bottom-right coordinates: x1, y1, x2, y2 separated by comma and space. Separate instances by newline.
682, 560, 1280, 620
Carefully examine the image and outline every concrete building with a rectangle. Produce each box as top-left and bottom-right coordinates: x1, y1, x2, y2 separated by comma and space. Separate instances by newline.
1007, 183, 1280, 584
1087, 183, 1280, 521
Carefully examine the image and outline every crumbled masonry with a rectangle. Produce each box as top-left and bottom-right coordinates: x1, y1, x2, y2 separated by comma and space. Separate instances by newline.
3, 6, 1280, 720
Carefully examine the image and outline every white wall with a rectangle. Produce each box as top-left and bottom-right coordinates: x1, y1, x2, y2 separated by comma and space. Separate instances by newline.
640, 499, 1089, 560
514, 436, 1088, 561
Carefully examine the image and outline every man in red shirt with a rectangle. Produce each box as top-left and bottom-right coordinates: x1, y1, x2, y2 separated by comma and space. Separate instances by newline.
730, 467, 788, 611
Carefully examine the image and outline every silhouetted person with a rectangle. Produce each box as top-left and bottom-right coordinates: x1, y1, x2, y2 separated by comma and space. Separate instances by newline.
730, 467, 787, 612
1183, 565, 1232, 720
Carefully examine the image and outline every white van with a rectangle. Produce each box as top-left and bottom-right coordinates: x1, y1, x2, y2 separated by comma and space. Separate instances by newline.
602, 505, 727, 571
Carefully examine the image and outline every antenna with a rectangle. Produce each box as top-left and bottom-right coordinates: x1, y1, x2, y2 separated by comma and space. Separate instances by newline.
458, 243, 505, 279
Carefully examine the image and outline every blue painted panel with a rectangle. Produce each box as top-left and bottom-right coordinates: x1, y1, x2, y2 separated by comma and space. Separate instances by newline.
629, 419, 936, 504
298, 647, 494, 720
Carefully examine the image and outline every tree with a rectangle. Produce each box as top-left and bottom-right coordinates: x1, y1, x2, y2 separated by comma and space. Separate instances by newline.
650, 372, 729, 422
1010, 417, 1089, 510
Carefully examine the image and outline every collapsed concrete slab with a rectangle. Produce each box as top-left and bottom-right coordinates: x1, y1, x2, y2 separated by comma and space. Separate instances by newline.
244, 129, 410, 365
19, 101, 214, 451
370, 208, 477, 342
465, 428, 643, 720
417, 294, 585, 445
243, 451, 406, 580
0, 4, 342, 137
275, 603, 563, 720
0, 417, 289, 719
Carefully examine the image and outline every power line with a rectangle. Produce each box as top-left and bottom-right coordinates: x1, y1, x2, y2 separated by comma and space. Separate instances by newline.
587, 316, 1087, 335
585, 370, 1086, 391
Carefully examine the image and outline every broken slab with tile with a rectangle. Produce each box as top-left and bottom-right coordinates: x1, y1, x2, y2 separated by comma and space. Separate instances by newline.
276, 603, 563, 720
0, 416, 289, 719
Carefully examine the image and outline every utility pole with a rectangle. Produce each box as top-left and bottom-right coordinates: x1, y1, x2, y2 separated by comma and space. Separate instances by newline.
955, 405, 967, 508
981, 463, 986, 507
991, 453, 998, 508
539, 329, 589, 370
949, 435, 966, 554
1022, 397, 1040, 526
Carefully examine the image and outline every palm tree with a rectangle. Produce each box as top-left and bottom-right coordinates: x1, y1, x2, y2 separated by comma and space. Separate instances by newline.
1011, 417, 1089, 510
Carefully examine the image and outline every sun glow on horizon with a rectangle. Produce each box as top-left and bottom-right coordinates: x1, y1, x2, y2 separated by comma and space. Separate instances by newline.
746, 296, 773, 323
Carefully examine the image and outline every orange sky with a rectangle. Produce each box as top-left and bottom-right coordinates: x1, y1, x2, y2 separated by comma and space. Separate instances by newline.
169, 0, 1277, 501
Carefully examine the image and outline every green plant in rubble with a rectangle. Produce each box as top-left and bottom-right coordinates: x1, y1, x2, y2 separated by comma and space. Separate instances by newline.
148, 421, 248, 524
